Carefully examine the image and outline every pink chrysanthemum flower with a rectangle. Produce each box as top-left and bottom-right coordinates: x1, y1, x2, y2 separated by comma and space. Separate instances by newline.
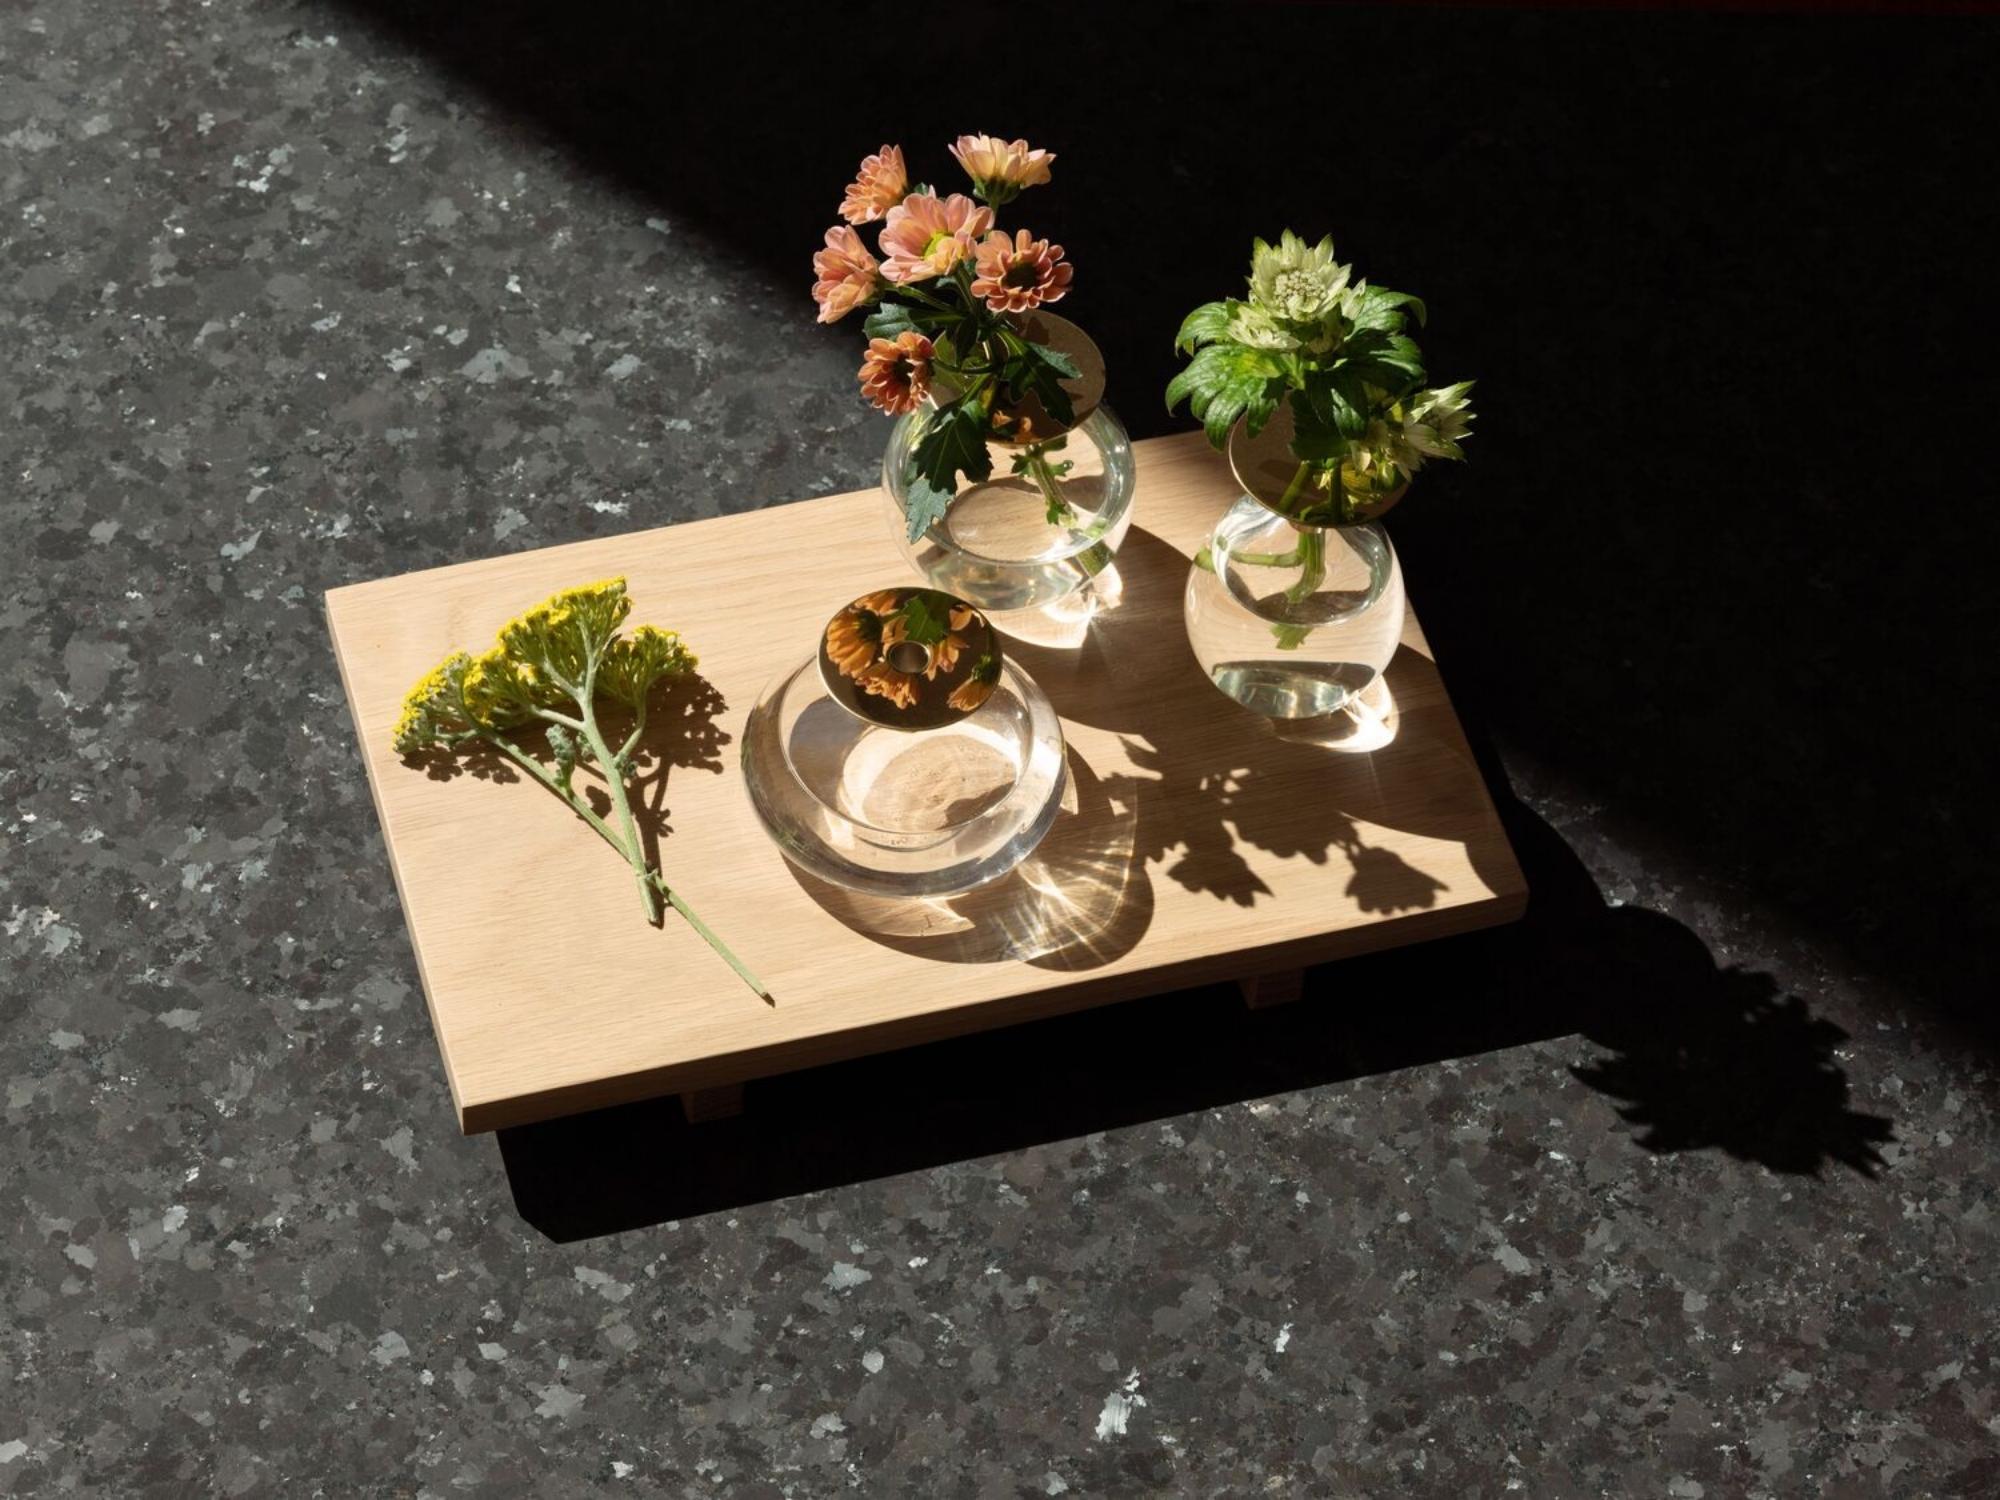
948, 134, 1055, 204
877, 193, 994, 284
857, 331, 934, 415
839, 145, 908, 226
970, 228, 1072, 313
811, 226, 879, 324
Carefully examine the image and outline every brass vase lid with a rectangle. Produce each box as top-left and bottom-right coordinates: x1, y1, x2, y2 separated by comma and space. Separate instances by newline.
1227, 402, 1410, 527
819, 587, 1004, 730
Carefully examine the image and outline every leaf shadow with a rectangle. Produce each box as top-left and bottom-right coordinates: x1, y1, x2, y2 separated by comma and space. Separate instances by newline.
1570, 920, 1893, 1176
1008, 527, 1483, 917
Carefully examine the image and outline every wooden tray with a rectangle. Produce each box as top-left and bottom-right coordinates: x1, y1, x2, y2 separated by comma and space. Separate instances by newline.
326, 433, 1526, 1133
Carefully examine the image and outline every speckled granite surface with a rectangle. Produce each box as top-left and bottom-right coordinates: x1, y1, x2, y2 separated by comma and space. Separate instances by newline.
5, 2, 1997, 1494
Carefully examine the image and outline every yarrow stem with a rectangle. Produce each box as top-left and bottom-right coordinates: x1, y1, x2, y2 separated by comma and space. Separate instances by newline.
394, 578, 768, 1002
489, 706, 769, 997
656, 880, 772, 1002
579, 709, 660, 925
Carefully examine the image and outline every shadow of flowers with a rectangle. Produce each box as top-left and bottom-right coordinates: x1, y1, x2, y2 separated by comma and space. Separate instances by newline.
1009, 528, 1488, 916
1568, 911, 1892, 1176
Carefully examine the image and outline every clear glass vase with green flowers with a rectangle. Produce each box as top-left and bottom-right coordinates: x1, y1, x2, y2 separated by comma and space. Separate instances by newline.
1169, 232, 1475, 719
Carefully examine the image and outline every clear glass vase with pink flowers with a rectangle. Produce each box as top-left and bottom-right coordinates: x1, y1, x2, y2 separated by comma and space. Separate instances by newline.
812, 136, 1136, 616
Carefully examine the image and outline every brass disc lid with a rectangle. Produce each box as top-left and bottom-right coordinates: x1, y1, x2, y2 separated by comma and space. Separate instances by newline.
1227, 401, 1410, 527
983, 310, 1106, 445
818, 587, 1004, 731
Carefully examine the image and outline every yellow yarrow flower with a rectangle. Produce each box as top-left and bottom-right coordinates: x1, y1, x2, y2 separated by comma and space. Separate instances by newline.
392, 652, 475, 754
599, 624, 696, 710
387, 578, 762, 998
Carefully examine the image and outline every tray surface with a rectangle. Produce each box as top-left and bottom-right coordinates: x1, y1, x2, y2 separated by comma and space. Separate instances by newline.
326, 433, 1526, 1132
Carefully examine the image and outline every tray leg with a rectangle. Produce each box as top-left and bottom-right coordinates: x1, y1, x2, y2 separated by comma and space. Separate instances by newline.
1238, 969, 1306, 1010
680, 1083, 745, 1123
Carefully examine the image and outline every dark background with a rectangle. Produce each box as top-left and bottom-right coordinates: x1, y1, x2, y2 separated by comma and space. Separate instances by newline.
321, 0, 1996, 1225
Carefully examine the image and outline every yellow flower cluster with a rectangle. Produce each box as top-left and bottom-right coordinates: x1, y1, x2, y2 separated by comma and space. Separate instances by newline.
392, 652, 474, 754
393, 577, 695, 756
497, 578, 633, 690
460, 647, 544, 730
388, 575, 758, 996
599, 624, 696, 710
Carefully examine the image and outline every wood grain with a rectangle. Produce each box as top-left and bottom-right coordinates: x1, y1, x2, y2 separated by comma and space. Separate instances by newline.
325, 433, 1526, 1133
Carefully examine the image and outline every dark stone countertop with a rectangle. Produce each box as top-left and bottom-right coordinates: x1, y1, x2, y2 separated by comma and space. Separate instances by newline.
4, 2, 1996, 1495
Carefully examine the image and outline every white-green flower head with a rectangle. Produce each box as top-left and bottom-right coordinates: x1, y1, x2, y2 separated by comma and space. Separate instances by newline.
1249, 232, 1353, 326
1402, 381, 1476, 461
1224, 300, 1300, 352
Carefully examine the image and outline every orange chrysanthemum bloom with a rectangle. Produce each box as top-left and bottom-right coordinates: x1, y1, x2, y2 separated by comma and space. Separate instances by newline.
857, 331, 934, 415
970, 229, 1072, 314
853, 589, 905, 615
839, 145, 908, 226
858, 664, 919, 711
947, 134, 1054, 204
825, 608, 882, 679
811, 225, 880, 324
877, 192, 993, 284
948, 675, 996, 713
927, 632, 968, 680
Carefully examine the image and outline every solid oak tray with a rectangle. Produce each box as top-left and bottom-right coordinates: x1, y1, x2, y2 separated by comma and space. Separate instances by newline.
326, 432, 1526, 1133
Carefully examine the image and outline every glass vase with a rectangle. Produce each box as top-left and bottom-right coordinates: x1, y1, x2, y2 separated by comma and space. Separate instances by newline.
881, 313, 1135, 615
1183, 411, 1408, 719
1184, 501, 1405, 718
741, 587, 1068, 897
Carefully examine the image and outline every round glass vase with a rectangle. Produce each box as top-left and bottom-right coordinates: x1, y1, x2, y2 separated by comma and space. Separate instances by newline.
740, 587, 1069, 897
882, 312, 1135, 615
1183, 410, 1409, 720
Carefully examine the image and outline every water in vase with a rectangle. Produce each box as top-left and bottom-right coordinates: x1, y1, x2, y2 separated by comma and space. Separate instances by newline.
1184, 496, 1405, 720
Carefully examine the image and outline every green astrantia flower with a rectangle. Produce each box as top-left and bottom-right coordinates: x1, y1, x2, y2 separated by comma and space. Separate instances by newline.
1401, 381, 1476, 463
1168, 230, 1473, 500
1347, 383, 1479, 484
1224, 300, 1300, 352
1249, 231, 1352, 327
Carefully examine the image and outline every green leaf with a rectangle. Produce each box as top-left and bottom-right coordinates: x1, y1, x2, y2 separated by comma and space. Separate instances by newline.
544, 722, 579, 791
1338, 327, 1426, 395
1021, 339, 1080, 380
1347, 284, 1427, 333
1001, 351, 1074, 431
904, 472, 955, 541
1336, 368, 1380, 438
902, 400, 992, 541
1298, 368, 1369, 442
1174, 301, 1233, 353
1287, 391, 1349, 462
863, 301, 921, 341
1165, 341, 1286, 450
896, 592, 951, 646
